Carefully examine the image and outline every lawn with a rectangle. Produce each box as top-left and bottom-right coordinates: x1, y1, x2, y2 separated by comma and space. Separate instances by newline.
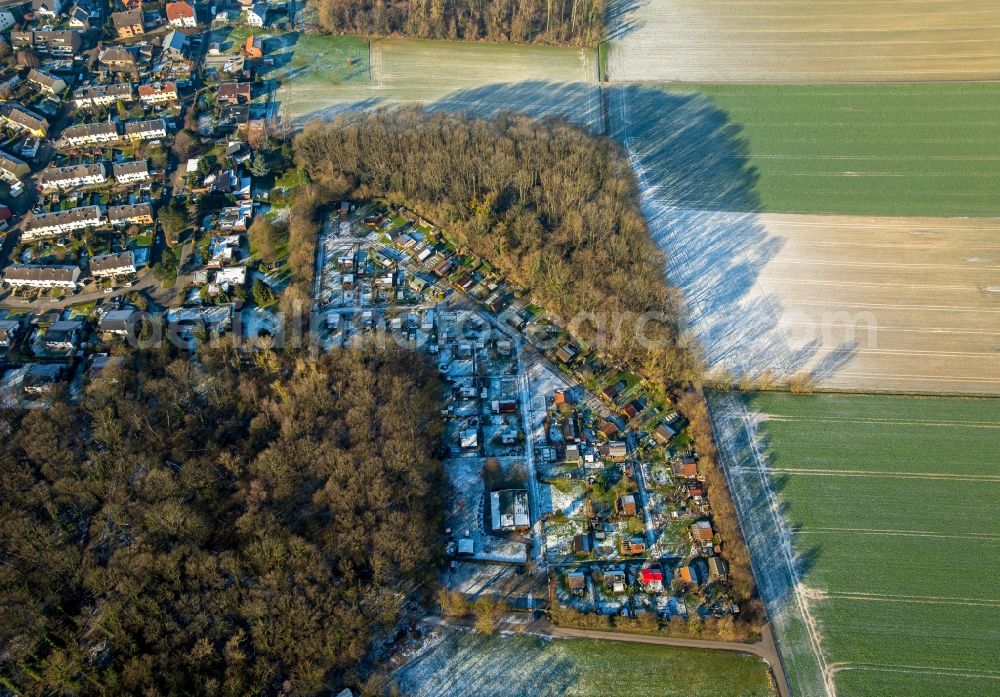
640, 83, 1000, 217
394, 627, 775, 697
279, 37, 599, 126
728, 392, 1000, 697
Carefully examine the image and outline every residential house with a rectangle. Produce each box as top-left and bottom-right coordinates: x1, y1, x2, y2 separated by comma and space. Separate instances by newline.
0, 151, 30, 183
68, 4, 90, 28
165, 1, 196, 27
603, 441, 628, 462
124, 118, 167, 141
244, 35, 263, 59
245, 2, 266, 26
98, 309, 137, 336
165, 305, 234, 340
597, 420, 619, 438
708, 556, 728, 582
61, 121, 119, 146
0, 318, 25, 348
209, 168, 250, 198
138, 81, 178, 105
89, 250, 136, 278
565, 570, 586, 594
32, 0, 63, 18
112, 159, 149, 184
1, 105, 49, 137
652, 422, 676, 444
21, 363, 66, 394
555, 343, 579, 364
26, 69, 66, 96
98, 46, 137, 72
0, 205, 13, 231
21, 206, 103, 241
618, 494, 637, 517
690, 520, 715, 546
602, 380, 625, 401
111, 9, 145, 38
42, 320, 83, 353
639, 567, 664, 592
217, 81, 251, 105
0, 70, 21, 97
161, 29, 187, 60
3, 264, 81, 289
217, 202, 252, 231
573, 533, 591, 555
0, 10, 14, 31
37, 163, 107, 192
621, 535, 646, 555
11, 30, 81, 57
490, 489, 529, 531
107, 202, 153, 226
671, 456, 698, 479
73, 83, 134, 108
602, 566, 627, 593
85, 354, 125, 382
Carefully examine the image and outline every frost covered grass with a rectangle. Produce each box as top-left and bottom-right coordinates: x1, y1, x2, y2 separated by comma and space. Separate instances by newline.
394, 627, 775, 697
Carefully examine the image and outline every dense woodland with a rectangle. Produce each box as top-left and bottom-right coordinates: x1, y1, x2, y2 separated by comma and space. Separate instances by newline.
0, 346, 444, 695
312, 0, 605, 46
294, 109, 702, 387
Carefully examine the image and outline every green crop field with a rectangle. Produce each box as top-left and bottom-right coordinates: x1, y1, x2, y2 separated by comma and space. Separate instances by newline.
736, 393, 1000, 697
657, 83, 1000, 217
394, 627, 775, 696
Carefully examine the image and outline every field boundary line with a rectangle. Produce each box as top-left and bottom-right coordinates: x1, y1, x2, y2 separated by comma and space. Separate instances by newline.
764, 467, 1000, 482
822, 591, 1000, 608
837, 664, 1000, 680
763, 415, 1000, 427
796, 527, 1000, 541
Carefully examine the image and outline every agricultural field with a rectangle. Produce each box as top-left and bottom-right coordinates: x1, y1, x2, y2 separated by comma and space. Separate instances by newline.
709, 392, 1000, 697
669, 212, 1000, 395
278, 37, 599, 126
610, 83, 1000, 217
394, 627, 776, 697
605, 0, 1000, 83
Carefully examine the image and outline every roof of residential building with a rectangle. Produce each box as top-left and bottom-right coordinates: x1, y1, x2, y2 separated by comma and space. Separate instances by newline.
3, 264, 80, 283
90, 250, 135, 274
37, 163, 105, 185
61, 121, 119, 140
107, 202, 153, 221
22, 206, 103, 231
111, 9, 143, 28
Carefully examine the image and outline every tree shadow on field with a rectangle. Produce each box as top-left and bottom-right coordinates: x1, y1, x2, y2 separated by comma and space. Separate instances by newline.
395, 630, 577, 696
604, 0, 646, 41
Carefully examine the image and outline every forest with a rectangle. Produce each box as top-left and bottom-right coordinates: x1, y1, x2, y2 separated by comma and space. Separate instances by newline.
0, 345, 444, 695
311, 0, 605, 46
294, 109, 703, 387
